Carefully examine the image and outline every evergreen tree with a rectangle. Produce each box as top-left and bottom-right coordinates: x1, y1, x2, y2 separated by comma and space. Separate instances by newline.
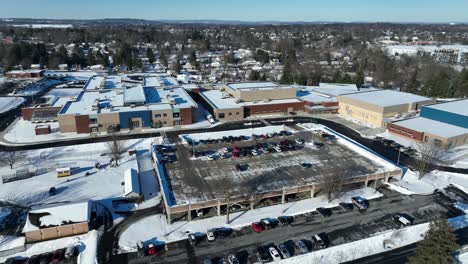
146, 48, 155, 64
87, 50, 96, 66
409, 219, 458, 264
249, 70, 260, 81
280, 61, 294, 84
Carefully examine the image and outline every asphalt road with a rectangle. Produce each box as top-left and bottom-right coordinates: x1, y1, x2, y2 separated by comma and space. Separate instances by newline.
118, 188, 463, 264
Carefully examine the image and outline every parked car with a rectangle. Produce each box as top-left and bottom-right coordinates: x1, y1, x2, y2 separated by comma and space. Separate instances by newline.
300, 162, 312, 168
4, 258, 28, 264
64, 245, 77, 259
351, 196, 369, 210
260, 218, 279, 229
295, 139, 304, 145
313, 142, 325, 148
251, 222, 264, 233
316, 207, 332, 217
339, 202, 354, 211
188, 233, 204, 245
295, 240, 309, 254
228, 254, 240, 264
251, 149, 260, 156
256, 246, 272, 262
312, 234, 327, 249
207, 229, 216, 242
273, 146, 282, 152
392, 213, 414, 226
235, 164, 242, 172
268, 247, 281, 261
146, 243, 157, 255
203, 257, 213, 264
278, 243, 291, 258
278, 216, 294, 225
51, 248, 65, 263
39, 253, 53, 264
26, 255, 40, 264
214, 227, 233, 239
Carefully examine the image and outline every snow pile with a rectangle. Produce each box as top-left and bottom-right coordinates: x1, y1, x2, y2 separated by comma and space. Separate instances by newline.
77, 230, 99, 264
280, 223, 429, 264
0, 207, 11, 222
389, 170, 468, 195
180, 125, 288, 143
441, 145, 468, 169
119, 187, 382, 251
0, 233, 88, 262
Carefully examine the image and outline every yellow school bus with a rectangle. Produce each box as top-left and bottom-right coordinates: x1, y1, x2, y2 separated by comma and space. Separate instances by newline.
56, 167, 72, 177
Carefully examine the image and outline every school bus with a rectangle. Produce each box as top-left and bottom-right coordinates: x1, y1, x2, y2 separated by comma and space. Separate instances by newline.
56, 167, 72, 177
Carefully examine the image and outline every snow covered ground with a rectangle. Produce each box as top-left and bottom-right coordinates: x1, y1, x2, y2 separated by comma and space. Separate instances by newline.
0, 231, 96, 263
3, 119, 90, 143
387, 169, 468, 195
180, 125, 288, 143
0, 138, 153, 208
118, 187, 382, 252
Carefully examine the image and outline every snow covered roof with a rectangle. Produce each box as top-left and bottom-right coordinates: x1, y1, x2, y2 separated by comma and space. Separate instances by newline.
339, 90, 433, 107
226, 82, 287, 91
124, 168, 140, 196
423, 99, 468, 117
124, 85, 146, 105
0, 96, 26, 114
201, 89, 302, 110
23, 201, 91, 232
393, 117, 468, 138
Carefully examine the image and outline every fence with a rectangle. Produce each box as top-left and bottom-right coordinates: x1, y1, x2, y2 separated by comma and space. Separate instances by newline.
1, 164, 59, 184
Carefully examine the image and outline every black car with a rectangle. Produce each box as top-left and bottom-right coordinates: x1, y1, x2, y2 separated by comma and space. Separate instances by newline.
339, 202, 354, 211
48, 187, 57, 196
39, 253, 53, 264
300, 162, 312, 168
4, 257, 28, 264
260, 218, 279, 229
256, 246, 273, 262
26, 255, 40, 264
313, 142, 325, 148
278, 216, 294, 225
188, 233, 204, 245
214, 227, 233, 238
316, 207, 332, 217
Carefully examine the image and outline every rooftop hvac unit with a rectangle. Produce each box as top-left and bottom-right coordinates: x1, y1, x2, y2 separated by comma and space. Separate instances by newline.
130, 104, 136, 108
235, 99, 242, 104
222, 92, 230, 99
169, 98, 176, 105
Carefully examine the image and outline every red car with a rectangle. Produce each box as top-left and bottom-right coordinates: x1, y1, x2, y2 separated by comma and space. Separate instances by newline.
52, 248, 65, 263
146, 243, 157, 255
251, 222, 264, 233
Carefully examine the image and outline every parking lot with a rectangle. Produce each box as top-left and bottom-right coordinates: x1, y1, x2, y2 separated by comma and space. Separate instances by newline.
123, 187, 464, 264
163, 130, 388, 205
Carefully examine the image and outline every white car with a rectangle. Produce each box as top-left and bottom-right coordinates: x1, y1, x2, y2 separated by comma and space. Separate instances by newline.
295, 139, 304, 145
221, 147, 229, 153
207, 155, 215, 161
252, 149, 260, 156
273, 146, 282, 152
207, 230, 216, 241
268, 247, 281, 261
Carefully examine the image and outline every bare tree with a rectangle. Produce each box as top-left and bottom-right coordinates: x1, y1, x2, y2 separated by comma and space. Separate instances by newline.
214, 178, 238, 224
415, 142, 443, 180
106, 133, 127, 167
0, 150, 17, 169
318, 168, 348, 203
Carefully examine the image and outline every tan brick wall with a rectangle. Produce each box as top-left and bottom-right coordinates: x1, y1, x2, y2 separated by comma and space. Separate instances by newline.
97, 113, 120, 132
152, 109, 174, 127
58, 114, 77, 133
25, 222, 89, 243
214, 108, 243, 121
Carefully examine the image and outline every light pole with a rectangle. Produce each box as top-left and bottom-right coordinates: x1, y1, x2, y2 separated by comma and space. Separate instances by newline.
397, 148, 402, 165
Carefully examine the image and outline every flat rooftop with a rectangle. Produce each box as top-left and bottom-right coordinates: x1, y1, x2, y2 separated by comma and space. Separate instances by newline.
393, 117, 468, 138
423, 99, 468, 117
201, 89, 302, 110
161, 130, 390, 206
339, 90, 432, 107
60, 86, 197, 115
226, 82, 292, 91
144, 75, 179, 87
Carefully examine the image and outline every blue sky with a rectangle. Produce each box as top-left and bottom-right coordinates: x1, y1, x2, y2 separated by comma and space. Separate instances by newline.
1, 0, 467, 23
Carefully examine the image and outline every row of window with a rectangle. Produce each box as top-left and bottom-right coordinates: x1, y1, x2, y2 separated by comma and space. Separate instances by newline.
218, 112, 240, 118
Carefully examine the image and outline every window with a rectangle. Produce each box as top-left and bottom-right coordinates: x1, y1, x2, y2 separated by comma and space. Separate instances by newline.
236, 112, 239, 115
173, 113, 180, 118
228, 112, 232, 116
163, 113, 167, 117
155, 114, 161, 118
163, 121, 167, 124
218, 113, 225, 118
434, 139, 442, 147
89, 118, 97, 125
